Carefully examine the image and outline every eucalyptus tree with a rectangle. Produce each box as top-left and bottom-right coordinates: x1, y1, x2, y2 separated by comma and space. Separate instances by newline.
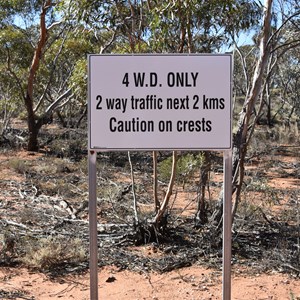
227, 0, 274, 224
277, 47, 300, 121
61, 0, 264, 231
145, 0, 263, 227
0, 1, 100, 150
212, 0, 300, 225
148, 0, 262, 53
52, 0, 300, 237
0, 3, 37, 137
0, 25, 29, 132
148, 0, 300, 228
0, 1, 66, 150
60, 1, 299, 235
265, 9, 300, 126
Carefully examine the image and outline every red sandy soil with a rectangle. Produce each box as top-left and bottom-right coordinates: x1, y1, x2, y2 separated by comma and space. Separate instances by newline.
1, 265, 300, 299
1, 147, 300, 299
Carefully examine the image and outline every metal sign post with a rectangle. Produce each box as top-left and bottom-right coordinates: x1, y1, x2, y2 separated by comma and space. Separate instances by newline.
223, 149, 233, 300
88, 151, 233, 300
88, 150, 98, 300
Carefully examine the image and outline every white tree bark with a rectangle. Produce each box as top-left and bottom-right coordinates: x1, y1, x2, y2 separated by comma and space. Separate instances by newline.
231, 0, 273, 219
212, 0, 274, 224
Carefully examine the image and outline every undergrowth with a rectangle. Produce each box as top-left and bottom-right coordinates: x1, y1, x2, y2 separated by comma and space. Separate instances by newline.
20, 235, 86, 271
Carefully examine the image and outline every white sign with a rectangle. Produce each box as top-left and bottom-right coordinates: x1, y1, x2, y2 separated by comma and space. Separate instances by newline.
88, 54, 232, 150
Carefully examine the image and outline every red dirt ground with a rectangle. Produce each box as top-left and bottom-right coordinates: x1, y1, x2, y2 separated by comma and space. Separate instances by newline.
1, 265, 300, 299
0, 148, 300, 299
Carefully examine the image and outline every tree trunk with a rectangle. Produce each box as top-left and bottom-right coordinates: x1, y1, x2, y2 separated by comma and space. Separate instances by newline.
27, 121, 40, 151
153, 151, 160, 213
212, 0, 273, 226
195, 151, 210, 225
24, 1, 51, 151
153, 151, 177, 229
25, 92, 41, 151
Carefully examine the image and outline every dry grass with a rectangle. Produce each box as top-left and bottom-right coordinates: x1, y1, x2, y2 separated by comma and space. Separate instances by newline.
7, 158, 29, 174
20, 235, 86, 270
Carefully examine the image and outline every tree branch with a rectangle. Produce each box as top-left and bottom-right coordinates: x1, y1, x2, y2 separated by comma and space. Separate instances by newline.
34, 26, 70, 113
44, 88, 72, 115
154, 151, 178, 227
267, 9, 300, 48
6, 47, 25, 100
27, 0, 52, 102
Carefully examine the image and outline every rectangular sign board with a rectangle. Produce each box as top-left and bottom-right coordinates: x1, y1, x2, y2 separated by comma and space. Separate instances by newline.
88, 54, 232, 150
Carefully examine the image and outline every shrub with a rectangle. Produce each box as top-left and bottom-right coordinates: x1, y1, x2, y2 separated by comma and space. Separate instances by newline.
8, 158, 28, 174
158, 152, 204, 183
20, 235, 86, 270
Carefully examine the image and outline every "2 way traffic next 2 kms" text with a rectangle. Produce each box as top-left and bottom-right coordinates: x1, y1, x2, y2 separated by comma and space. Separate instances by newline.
95, 94, 225, 113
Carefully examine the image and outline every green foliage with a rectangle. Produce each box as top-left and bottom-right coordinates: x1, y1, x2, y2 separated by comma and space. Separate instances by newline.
0, 0, 299, 151
158, 152, 204, 183
0, 0, 45, 28
0, 93, 19, 119
0, 26, 33, 69
148, 0, 262, 52
69, 58, 87, 101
